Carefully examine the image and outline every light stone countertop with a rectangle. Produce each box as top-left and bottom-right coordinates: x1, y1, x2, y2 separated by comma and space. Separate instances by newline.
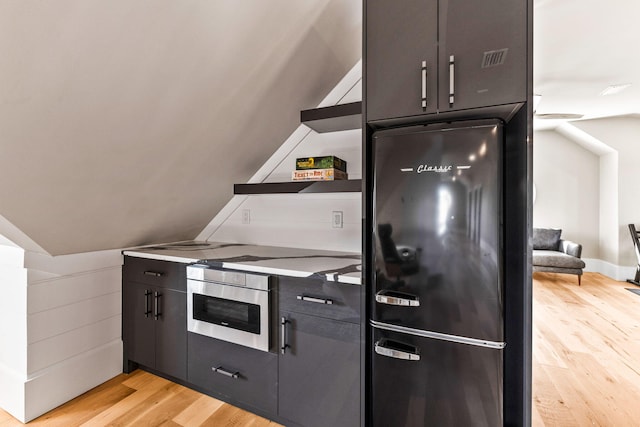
122, 241, 362, 285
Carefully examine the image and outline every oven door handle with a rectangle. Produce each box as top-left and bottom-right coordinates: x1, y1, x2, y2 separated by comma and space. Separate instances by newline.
212, 366, 239, 379
281, 317, 290, 354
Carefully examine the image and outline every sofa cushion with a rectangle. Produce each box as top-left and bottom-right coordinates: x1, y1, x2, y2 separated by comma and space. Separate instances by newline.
533, 228, 562, 250
532, 250, 585, 269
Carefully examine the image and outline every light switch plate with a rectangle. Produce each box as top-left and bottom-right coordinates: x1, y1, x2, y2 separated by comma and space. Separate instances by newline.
242, 209, 251, 225
332, 211, 343, 228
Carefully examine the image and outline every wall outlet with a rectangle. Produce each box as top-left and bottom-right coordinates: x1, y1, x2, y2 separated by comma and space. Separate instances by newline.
332, 211, 343, 228
242, 209, 251, 225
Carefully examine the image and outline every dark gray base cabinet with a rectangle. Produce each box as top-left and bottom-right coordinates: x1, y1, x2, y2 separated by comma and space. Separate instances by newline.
278, 276, 361, 427
122, 257, 363, 427
279, 311, 360, 427
188, 332, 278, 416
122, 257, 187, 381
123, 283, 187, 379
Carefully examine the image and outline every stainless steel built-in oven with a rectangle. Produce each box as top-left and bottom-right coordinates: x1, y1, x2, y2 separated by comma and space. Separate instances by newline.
186, 265, 272, 352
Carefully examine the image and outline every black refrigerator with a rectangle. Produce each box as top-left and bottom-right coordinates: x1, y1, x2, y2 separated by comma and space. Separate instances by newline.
370, 119, 505, 426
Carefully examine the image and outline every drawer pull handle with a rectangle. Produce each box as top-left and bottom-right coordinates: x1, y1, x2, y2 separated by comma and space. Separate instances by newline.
297, 295, 333, 305
212, 366, 239, 379
143, 271, 164, 277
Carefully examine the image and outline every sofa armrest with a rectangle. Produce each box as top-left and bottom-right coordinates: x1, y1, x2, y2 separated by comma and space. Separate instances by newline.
560, 239, 582, 258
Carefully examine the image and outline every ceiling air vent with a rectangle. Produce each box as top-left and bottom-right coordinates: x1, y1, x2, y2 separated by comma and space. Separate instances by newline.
481, 48, 508, 68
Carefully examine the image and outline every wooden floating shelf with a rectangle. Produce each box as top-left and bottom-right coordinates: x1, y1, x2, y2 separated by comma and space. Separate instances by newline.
300, 102, 362, 133
234, 179, 362, 195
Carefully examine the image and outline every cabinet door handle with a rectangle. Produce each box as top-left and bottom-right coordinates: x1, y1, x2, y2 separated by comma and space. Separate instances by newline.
144, 290, 152, 318
296, 295, 333, 305
212, 366, 239, 379
153, 292, 162, 320
143, 270, 163, 277
449, 55, 455, 106
281, 317, 290, 355
421, 60, 427, 109
375, 290, 420, 307
375, 339, 420, 361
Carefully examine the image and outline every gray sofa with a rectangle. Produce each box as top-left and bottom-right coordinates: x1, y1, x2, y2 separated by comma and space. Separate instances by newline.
532, 228, 585, 285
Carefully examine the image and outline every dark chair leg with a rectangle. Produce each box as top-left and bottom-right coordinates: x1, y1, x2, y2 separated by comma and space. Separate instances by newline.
578, 274, 581, 286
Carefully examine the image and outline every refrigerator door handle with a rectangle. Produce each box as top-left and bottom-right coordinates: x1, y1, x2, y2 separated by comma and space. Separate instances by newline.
375, 290, 420, 307
374, 339, 420, 361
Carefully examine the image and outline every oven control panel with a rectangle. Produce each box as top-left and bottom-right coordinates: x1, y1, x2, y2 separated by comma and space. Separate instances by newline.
187, 264, 270, 291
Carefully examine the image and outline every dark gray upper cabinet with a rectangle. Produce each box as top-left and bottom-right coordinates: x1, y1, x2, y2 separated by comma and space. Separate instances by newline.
122, 257, 187, 381
366, 0, 527, 122
366, 0, 438, 121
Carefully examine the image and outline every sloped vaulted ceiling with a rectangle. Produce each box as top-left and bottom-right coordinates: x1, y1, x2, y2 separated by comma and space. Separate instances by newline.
0, 0, 362, 255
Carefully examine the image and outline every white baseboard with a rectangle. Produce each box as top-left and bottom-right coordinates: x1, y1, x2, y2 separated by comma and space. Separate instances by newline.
23, 339, 122, 422
0, 363, 26, 423
583, 258, 636, 282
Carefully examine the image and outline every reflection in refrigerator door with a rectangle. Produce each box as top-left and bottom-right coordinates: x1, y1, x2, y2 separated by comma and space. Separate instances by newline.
372, 119, 504, 342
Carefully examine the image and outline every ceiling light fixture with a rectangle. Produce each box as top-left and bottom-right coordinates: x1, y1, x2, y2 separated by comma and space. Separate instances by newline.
535, 113, 584, 120
600, 83, 632, 96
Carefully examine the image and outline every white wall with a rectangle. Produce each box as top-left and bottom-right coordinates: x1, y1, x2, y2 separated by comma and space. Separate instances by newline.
199, 62, 363, 253
573, 116, 640, 266
0, 0, 362, 256
0, 245, 28, 421
533, 117, 640, 280
0, 241, 123, 423
533, 130, 600, 258
599, 152, 619, 264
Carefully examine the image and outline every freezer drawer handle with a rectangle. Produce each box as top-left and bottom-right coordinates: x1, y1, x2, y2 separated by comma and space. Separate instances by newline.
375, 339, 420, 361
212, 366, 239, 379
375, 290, 420, 307
297, 295, 333, 305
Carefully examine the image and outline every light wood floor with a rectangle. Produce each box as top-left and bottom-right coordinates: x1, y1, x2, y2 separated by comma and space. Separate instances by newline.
0, 370, 284, 427
2, 271, 639, 426
532, 272, 640, 426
